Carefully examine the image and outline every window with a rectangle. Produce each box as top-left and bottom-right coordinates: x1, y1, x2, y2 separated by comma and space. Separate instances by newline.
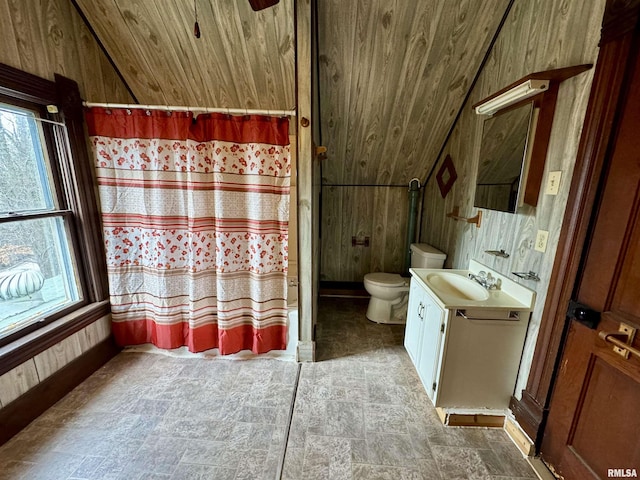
0, 102, 83, 339
0, 65, 108, 351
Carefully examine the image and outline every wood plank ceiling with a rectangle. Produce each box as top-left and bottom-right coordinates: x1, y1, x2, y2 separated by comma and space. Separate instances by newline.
75, 0, 511, 187
74, 0, 296, 110
318, 0, 512, 186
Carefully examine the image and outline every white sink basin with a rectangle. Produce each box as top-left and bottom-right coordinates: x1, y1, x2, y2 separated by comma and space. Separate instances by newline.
425, 272, 490, 302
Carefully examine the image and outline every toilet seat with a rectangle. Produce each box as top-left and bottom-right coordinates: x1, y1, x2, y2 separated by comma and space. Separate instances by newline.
364, 272, 407, 287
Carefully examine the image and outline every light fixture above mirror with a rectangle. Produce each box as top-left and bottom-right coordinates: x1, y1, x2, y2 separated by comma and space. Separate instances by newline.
472, 65, 593, 212
474, 80, 548, 116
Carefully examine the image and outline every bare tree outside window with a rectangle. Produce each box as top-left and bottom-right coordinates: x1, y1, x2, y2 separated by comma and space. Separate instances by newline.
0, 105, 79, 337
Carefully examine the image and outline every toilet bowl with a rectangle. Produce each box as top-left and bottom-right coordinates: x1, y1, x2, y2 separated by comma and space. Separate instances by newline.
363, 273, 410, 324
364, 243, 446, 324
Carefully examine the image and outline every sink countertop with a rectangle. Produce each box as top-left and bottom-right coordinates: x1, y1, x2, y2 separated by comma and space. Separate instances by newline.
409, 264, 536, 312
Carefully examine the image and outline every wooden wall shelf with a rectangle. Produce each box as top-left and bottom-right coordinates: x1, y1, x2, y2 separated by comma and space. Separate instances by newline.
447, 207, 482, 228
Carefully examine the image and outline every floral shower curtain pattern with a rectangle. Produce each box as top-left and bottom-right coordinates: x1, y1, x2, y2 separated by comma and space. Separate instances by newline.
85, 108, 290, 354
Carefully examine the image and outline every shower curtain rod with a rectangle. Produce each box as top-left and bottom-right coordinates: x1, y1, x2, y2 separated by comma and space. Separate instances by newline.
82, 101, 296, 117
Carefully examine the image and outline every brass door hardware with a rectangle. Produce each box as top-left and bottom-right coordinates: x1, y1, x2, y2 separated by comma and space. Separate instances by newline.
598, 323, 638, 359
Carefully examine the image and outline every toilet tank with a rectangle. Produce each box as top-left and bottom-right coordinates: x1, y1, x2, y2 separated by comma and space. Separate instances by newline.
410, 243, 446, 269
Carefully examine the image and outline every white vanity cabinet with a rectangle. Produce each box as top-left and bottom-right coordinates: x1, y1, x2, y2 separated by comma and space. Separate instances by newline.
404, 279, 447, 403
404, 279, 426, 364
404, 263, 535, 416
415, 291, 446, 403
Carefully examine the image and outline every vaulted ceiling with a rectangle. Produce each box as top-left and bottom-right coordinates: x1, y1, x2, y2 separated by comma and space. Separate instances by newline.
75, 0, 511, 186
75, 0, 296, 110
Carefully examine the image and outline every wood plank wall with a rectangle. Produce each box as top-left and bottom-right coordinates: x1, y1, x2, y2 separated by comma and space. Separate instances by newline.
321, 185, 410, 282
419, 0, 606, 397
0, 0, 132, 404
296, 0, 316, 361
0, 316, 112, 407
0, 0, 133, 102
316, 0, 510, 282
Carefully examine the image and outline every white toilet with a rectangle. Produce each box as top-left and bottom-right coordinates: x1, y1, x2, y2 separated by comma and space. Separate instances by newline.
363, 243, 446, 324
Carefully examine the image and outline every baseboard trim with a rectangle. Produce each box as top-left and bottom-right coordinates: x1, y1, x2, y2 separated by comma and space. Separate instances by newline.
0, 336, 121, 446
509, 392, 546, 447
319, 281, 368, 297
297, 340, 315, 362
504, 415, 536, 457
527, 456, 558, 480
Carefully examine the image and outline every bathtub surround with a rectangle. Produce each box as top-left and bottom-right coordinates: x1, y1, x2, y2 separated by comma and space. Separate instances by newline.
86, 108, 291, 355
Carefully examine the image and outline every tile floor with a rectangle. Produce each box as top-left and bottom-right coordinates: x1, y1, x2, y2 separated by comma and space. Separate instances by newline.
282, 298, 537, 479
0, 297, 537, 479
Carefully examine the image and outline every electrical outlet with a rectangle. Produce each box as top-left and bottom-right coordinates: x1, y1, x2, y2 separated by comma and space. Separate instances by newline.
545, 171, 562, 195
535, 230, 549, 253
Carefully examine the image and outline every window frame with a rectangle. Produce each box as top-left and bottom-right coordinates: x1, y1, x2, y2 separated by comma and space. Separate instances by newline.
0, 63, 110, 370
0, 96, 87, 333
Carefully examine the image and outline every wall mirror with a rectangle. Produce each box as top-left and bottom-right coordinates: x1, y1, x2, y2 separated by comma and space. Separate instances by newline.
474, 103, 537, 213
472, 65, 593, 214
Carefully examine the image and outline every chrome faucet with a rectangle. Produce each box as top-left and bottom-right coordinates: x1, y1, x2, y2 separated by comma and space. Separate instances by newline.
468, 271, 500, 290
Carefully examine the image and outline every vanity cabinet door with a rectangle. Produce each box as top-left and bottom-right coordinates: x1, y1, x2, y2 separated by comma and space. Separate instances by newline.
404, 279, 425, 365
416, 292, 446, 404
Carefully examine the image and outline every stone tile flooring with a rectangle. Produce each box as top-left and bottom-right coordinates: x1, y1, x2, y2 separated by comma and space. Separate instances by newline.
282, 297, 537, 480
0, 297, 537, 479
0, 355, 297, 480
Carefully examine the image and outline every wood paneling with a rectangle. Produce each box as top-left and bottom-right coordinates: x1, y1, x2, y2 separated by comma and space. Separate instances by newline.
77, 315, 111, 353
15, 0, 510, 186
0, 0, 126, 422
296, 0, 316, 361
0, 0, 132, 102
321, 186, 409, 282
0, 337, 120, 446
317, 0, 512, 186
74, 0, 295, 109
33, 330, 83, 381
0, 314, 112, 408
420, 0, 606, 398
0, 359, 39, 407
316, 0, 511, 281
0, 315, 111, 406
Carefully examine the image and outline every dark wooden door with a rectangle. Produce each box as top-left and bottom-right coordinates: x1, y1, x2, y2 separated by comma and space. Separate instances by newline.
540, 29, 640, 480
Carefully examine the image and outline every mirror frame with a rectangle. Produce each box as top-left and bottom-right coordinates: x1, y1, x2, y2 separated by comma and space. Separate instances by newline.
472, 65, 594, 211
475, 90, 555, 211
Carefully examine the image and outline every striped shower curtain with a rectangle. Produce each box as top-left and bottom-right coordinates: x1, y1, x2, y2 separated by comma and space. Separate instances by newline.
85, 108, 290, 354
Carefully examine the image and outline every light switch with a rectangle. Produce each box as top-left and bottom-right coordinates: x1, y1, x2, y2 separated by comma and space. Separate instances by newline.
545, 171, 562, 195
535, 230, 549, 253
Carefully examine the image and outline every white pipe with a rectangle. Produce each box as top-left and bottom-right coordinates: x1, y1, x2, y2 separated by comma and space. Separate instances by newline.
82, 101, 296, 117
